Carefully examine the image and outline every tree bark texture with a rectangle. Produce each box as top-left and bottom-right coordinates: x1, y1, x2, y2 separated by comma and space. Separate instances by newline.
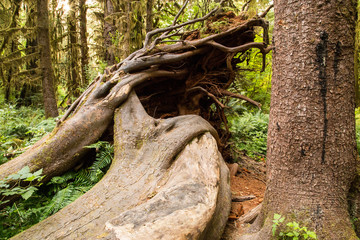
103, 0, 116, 65
79, 0, 89, 85
68, 0, 81, 97
240, 0, 358, 239
37, 0, 59, 118
12, 92, 231, 239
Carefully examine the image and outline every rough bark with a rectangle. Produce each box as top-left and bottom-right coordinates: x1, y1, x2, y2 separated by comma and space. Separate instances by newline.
79, 0, 89, 85
240, 1, 358, 239
11, 92, 231, 239
68, 0, 81, 97
37, 0, 59, 118
145, 0, 153, 33
103, 0, 116, 65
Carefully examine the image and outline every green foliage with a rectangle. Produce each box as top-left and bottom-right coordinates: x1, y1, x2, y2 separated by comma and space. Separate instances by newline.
0, 104, 56, 164
355, 108, 360, 156
0, 166, 44, 205
272, 214, 317, 240
228, 110, 269, 160
0, 141, 113, 239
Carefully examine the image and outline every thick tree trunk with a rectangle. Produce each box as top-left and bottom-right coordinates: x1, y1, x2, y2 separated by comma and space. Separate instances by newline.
11, 92, 231, 239
240, 1, 358, 239
37, 0, 59, 118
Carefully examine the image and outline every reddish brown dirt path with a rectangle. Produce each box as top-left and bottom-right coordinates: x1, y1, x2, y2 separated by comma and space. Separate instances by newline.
222, 159, 266, 239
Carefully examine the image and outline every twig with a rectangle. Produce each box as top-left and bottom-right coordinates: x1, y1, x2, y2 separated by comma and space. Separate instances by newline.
242, 0, 252, 12
259, 4, 274, 18
238, 203, 262, 224
144, 0, 225, 47
218, 89, 262, 109
232, 195, 256, 202
188, 86, 227, 108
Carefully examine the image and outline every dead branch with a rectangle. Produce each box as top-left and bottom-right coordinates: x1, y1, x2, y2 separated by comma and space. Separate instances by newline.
259, 4, 274, 18
188, 86, 227, 108
232, 195, 256, 202
218, 89, 262, 109
238, 203, 262, 224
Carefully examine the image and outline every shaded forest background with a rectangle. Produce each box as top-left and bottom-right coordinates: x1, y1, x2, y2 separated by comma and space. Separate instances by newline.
0, 0, 360, 239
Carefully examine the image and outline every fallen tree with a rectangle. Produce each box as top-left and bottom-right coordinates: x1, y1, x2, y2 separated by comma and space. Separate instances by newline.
1, 2, 272, 239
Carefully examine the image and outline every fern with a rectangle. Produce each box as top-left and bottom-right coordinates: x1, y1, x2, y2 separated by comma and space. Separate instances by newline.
0, 140, 114, 239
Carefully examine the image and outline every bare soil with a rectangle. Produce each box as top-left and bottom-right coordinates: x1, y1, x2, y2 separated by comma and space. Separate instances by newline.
222, 157, 266, 239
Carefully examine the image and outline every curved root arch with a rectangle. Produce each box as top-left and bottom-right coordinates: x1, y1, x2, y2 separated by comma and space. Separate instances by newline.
12, 92, 231, 239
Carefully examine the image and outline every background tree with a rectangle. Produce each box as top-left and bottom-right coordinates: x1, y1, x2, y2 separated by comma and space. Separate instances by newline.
37, 0, 59, 117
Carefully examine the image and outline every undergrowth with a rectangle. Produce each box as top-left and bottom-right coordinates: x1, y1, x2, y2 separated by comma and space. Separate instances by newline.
0, 104, 113, 239
0, 141, 113, 239
0, 104, 56, 164
228, 110, 269, 160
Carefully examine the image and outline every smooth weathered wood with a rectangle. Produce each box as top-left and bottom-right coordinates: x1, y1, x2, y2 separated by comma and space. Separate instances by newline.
12, 92, 231, 240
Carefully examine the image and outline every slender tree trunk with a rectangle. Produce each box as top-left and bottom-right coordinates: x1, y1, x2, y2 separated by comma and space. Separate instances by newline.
37, 0, 59, 118
123, 0, 131, 58
145, 0, 153, 33
241, 0, 358, 239
67, 0, 80, 97
79, 0, 89, 86
103, 0, 116, 65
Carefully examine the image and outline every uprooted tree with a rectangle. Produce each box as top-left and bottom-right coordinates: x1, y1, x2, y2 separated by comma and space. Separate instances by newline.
0, 3, 272, 239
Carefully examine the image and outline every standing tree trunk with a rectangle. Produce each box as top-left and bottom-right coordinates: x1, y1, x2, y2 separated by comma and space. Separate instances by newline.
67, 0, 80, 97
240, 0, 358, 239
79, 0, 89, 86
37, 0, 59, 118
103, 0, 116, 65
145, 0, 153, 33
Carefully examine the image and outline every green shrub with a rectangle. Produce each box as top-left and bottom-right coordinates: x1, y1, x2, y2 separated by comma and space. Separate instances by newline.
0, 141, 113, 239
228, 111, 269, 160
0, 104, 56, 164
272, 214, 317, 240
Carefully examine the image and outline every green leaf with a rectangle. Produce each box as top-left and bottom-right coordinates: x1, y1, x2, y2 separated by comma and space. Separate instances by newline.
18, 166, 30, 175
279, 216, 285, 223
308, 232, 317, 239
33, 169, 43, 176
274, 213, 281, 220
21, 187, 36, 200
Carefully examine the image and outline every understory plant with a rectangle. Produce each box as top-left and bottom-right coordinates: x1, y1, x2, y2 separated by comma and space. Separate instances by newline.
0, 141, 113, 239
272, 214, 317, 240
228, 110, 269, 160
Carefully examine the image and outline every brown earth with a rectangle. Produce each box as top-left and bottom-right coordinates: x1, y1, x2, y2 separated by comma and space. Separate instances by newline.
222, 157, 266, 239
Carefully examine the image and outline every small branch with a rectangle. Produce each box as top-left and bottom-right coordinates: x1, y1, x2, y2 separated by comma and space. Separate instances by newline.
237, 203, 262, 224
259, 4, 274, 18
232, 195, 256, 202
218, 89, 262, 109
188, 86, 227, 108
144, 0, 225, 47
242, 0, 252, 12
172, 0, 189, 26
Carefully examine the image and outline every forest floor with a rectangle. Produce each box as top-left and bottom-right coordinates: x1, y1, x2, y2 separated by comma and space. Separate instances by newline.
222, 156, 267, 240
